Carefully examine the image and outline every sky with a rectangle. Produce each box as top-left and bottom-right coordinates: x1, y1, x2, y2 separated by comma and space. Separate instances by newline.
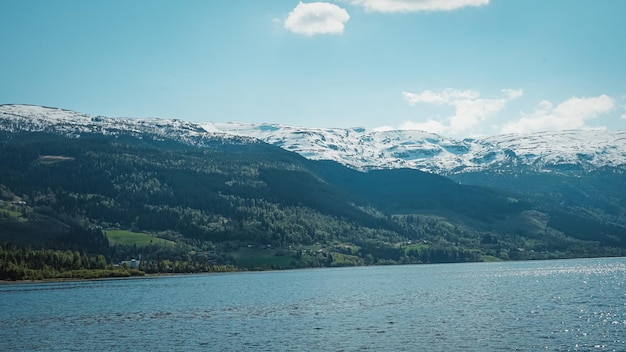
1, 0, 626, 137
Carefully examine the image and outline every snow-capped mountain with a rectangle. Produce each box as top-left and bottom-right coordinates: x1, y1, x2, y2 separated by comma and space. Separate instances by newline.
203, 122, 626, 174
2, 104, 625, 175
0, 104, 254, 147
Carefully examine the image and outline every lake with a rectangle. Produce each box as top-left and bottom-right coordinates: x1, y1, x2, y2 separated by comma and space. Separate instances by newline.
1, 258, 625, 351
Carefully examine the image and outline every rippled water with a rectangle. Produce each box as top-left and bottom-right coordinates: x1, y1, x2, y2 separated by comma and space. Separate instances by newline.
1, 258, 625, 351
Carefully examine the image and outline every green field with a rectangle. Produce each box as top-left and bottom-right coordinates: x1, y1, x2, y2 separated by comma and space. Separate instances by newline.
329, 252, 362, 266
403, 243, 428, 253
0, 203, 28, 222
480, 255, 503, 262
105, 229, 175, 246
0, 208, 24, 221
229, 247, 294, 269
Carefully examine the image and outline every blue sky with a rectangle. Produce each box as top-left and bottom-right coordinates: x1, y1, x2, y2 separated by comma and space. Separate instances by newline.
1, 0, 625, 137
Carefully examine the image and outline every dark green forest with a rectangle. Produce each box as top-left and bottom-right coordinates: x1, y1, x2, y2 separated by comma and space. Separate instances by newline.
1, 130, 625, 280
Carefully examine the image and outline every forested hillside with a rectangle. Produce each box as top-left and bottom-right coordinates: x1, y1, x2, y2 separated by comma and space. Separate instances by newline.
1, 129, 625, 280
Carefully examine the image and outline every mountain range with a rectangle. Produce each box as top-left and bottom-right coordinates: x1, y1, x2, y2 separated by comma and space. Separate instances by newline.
1, 104, 625, 274
4, 104, 625, 175
204, 122, 626, 175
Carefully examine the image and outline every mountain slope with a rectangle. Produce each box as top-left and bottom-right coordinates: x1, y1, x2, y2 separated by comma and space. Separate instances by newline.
201, 115, 626, 252
1, 104, 625, 274
0, 129, 404, 265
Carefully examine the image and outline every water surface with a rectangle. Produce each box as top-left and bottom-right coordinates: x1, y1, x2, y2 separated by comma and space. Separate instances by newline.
1, 258, 625, 351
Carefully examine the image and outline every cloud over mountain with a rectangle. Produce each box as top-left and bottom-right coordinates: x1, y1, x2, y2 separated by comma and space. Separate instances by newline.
501, 95, 615, 134
401, 88, 522, 136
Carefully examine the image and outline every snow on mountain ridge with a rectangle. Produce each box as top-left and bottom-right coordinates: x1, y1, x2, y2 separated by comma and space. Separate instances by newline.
203, 121, 626, 174
0, 104, 203, 135
2, 104, 625, 174
0, 104, 254, 146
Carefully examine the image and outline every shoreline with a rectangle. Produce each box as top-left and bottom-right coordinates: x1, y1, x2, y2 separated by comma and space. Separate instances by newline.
0, 270, 249, 286
3, 256, 625, 285
0, 272, 167, 286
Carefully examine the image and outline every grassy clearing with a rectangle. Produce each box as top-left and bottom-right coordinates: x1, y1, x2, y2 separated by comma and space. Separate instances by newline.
36, 155, 75, 164
329, 252, 362, 266
403, 243, 428, 253
105, 229, 175, 246
229, 247, 294, 269
0, 208, 26, 221
480, 255, 503, 262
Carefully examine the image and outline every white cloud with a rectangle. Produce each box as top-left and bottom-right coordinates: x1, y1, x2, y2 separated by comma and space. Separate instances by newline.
400, 120, 448, 135
349, 0, 489, 13
401, 88, 522, 135
284, 2, 350, 36
449, 96, 507, 133
622, 113, 626, 120
538, 100, 553, 110
501, 95, 615, 134
373, 125, 394, 132
403, 89, 479, 105
502, 88, 523, 100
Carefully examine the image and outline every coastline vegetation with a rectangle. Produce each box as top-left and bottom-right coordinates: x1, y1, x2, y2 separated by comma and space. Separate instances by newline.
0, 243, 144, 281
